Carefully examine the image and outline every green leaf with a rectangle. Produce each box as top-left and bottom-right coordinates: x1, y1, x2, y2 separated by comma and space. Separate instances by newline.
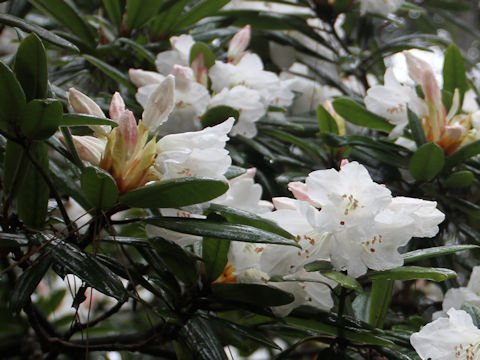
304, 260, 333, 272
442, 44, 467, 111
118, 38, 156, 65
445, 139, 480, 168
151, 238, 199, 284
20, 99, 62, 139
224, 165, 246, 180
0, 14, 79, 52
407, 108, 427, 147
80, 166, 119, 210
402, 245, 478, 264
207, 203, 295, 240
189, 42, 216, 69
173, 0, 230, 30
320, 270, 363, 292
202, 238, 230, 281
3, 140, 28, 200
316, 104, 338, 134
352, 292, 370, 323
367, 266, 457, 281
369, 279, 393, 328
125, 0, 163, 29
60, 113, 118, 127
144, 217, 300, 247
29, 0, 96, 48
83, 55, 136, 92
14, 33, 47, 101
212, 283, 294, 307
0, 61, 26, 134
461, 303, 480, 327
148, 0, 190, 35
103, 0, 123, 28
119, 177, 229, 208
409, 142, 445, 181
49, 239, 126, 300
444, 170, 474, 188
10, 255, 52, 313
179, 316, 228, 360
17, 142, 49, 229
201, 106, 239, 128
332, 98, 394, 132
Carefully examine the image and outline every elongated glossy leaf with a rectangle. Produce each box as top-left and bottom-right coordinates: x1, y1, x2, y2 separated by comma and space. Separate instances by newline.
173, 0, 230, 30
332, 98, 394, 132
29, 0, 96, 48
317, 104, 338, 134
409, 142, 445, 181
0, 61, 26, 134
367, 266, 457, 281
189, 42, 216, 69
10, 255, 51, 313
179, 316, 228, 360
207, 204, 295, 240
118, 38, 156, 65
402, 245, 478, 264
407, 108, 427, 147
0, 233, 29, 247
202, 238, 230, 281
80, 166, 119, 210
49, 239, 126, 300
14, 33, 47, 101
443, 44, 467, 111
84, 55, 136, 92
352, 292, 370, 323
145, 217, 300, 247
0, 14, 79, 52
444, 196, 480, 218
369, 279, 393, 328
201, 106, 239, 128
125, 0, 163, 29
119, 177, 229, 208
445, 139, 480, 168
212, 283, 294, 306
224, 165, 246, 179
3, 140, 28, 200
20, 99, 62, 139
148, 0, 190, 34
17, 142, 49, 229
445, 170, 474, 188
103, 0, 123, 28
60, 113, 117, 127
151, 238, 199, 284
320, 270, 363, 292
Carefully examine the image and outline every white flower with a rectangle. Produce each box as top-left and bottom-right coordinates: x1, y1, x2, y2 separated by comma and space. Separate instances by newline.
410, 308, 480, 360
155, 34, 195, 75
438, 266, 480, 314
209, 86, 266, 138
359, 0, 403, 16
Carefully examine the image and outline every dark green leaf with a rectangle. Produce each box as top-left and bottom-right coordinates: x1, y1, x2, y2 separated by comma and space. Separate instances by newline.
103, 0, 123, 28
0, 14, 79, 52
144, 217, 300, 247
189, 41, 216, 69
148, 0, 190, 35
84, 55, 136, 92
202, 238, 230, 281
17, 142, 49, 229
3, 140, 28, 200
179, 316, 228, 360
224, 165, 246, 179
367, 266, 457, 281
317, 104, 338, 134
304, 260, 333, 272
207, 204, 295, 240
352, 292, 370, 323
407, 108, 427, 147
10, 255, 51, 313
80, 166, 118, 210
409, 142, 445, 181
212, 283, 294, 306
201, 106, 239, 128
369, 279, 393, 328
118, 38, 156, 65
60, 113, 117, 127
173, 0, 230, 30
442, 44, 467, 111
14, 33, 47, 101
20, 99, 62, 139
0, 61, 26, 134
445, 140, 480, 168
445, 170, 474, 188
119, 177, 228, 208
49, 239, 126, 300
125, 0, 163, 29
320, 270, 363, 292
29, 0, 96, 48
402, 245, 478, 263
332, 98, 394, 132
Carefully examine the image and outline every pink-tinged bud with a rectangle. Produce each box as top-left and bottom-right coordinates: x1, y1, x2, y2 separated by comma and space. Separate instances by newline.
172, 65, 194, 91
191, 52, 209, 86
128, 69, 165, 87
340, 159, 350, 168
142, 75, 176, 132
118, 110, 138, 156
272, 197, 297, 210
288, 182, 310, 201
228, 25, 251, 62
68, 135, 106, 166
109, 92, 126, 122
245, 167, 257, 178
67, 88, 110, 136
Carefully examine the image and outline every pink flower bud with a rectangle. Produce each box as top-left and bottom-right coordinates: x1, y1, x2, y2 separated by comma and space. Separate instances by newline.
109, 92, 126, 122
228, 25, 251, 62
118, 110, 138, 155
191, 52, 209, 86
172, 65, 195, 91
67, 88, 110, 136
142, 75, 176, 132
340, 159, 350, 168
128, 69, 165, 87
